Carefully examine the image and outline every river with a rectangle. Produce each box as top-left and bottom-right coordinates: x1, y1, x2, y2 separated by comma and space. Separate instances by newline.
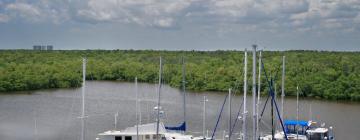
0, 81, 359, 140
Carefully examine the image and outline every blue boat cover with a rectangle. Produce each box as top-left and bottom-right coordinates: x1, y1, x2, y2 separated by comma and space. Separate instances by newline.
284, 120, 308, 127
165, 122, 186, 131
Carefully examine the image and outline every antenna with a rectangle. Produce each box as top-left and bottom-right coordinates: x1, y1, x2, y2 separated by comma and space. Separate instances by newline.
252, 45, 257, 140
242, 49, 248, 140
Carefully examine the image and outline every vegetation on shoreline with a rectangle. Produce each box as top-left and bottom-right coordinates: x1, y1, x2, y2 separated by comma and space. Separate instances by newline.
0, 50, 359, 101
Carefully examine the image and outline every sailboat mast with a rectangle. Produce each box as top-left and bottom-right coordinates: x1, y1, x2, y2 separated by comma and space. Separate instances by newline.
309, 103, 312, 121
281, 56, 285, 119
114, 112, 118, 130
256, 50, 262, 139
203, 96, 208, 139
252, 45, 257, 140
156, 57, 163, 140
242, 49, 248, 140
274, 83, 277, 130
34, 111, 38, 140
271, 78, 274, 139
81, 57, 86, 140
296, 86, 299, 139
136, 77, 139, 140
182, 57, 187, 132
228, 88, 232, 140
139, 78, 142, 125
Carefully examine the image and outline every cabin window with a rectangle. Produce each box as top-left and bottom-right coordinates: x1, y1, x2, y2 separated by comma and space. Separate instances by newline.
152, 134, 163, 140
115, 136, 122, 140
307, 132, 329, 140
125, 136, 132, 140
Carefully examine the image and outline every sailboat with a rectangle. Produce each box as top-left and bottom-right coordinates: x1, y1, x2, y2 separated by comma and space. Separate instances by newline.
261, 87, 335, 140
261, 86, 308, 140
96, 57, 196, 140
260, 56, 335, 140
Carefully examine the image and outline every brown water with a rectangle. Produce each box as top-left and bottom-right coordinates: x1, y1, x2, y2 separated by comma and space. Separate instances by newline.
0, 81, 359, 140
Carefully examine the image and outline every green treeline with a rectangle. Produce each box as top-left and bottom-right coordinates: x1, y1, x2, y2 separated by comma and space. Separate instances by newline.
0, 50, 360, 101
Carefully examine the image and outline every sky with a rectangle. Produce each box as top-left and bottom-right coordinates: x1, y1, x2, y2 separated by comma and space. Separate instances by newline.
0, 0, 359, 51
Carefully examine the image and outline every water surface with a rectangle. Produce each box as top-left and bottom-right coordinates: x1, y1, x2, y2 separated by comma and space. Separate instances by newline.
0, 81, 359, 140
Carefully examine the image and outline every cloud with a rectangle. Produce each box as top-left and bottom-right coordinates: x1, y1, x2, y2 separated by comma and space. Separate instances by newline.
202, 0, 312, 33
278, 0, 310, 14
287, 0, 360, 32
76, 0, 192, 28
355, 14, 360, 23
2, 1, 70, 23
6, 2, 41, 20
0, 14, 10, 23
153, 18, 174, 28
208, 0, 309, 19
0, 0, 359, 32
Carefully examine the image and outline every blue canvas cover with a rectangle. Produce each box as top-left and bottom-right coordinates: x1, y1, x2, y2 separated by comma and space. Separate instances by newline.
165, 122, 186, 131
284, 120, 308, 127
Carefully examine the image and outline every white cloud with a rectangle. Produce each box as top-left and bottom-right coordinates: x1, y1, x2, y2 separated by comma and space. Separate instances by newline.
278, 0, 309, 14
0, 0, 359, 32
153, 18, 174, 28
285, 0, 360, 32
6, 2, 41, 19
3, 1, 70, 23
209, 0, 309, 18
76, 0, 192, 28
0, 14, 10, 23
355, 14, 360, 23
209, 0, 254, 17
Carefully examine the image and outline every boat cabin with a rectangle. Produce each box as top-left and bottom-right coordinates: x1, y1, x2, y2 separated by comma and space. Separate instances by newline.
97, 123, 193, 140
306, 127, 334, 140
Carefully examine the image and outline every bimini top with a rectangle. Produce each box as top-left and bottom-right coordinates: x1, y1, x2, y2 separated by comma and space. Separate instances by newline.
284, 120, 309, 127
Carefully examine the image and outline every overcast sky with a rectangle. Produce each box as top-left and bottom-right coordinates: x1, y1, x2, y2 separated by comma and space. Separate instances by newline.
0, 0, 359, 51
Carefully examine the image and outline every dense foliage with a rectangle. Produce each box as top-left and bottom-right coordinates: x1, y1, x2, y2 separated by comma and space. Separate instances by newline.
0, 50, 359, 101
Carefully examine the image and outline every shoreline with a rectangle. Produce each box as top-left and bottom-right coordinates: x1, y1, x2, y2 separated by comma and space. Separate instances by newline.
1, 80, 359, 103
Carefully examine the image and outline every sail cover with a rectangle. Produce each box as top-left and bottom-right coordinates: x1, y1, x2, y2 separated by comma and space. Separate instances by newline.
165, 122, 186, 131
284, 120, 309, 127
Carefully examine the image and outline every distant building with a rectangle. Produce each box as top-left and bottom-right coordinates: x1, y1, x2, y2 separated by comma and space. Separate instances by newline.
46, 45, 53, 50
33, 45, 54, 50
33, 45, 42, 50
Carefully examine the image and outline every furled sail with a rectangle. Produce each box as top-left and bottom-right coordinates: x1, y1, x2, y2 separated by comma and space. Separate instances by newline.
165, 122, 186, 131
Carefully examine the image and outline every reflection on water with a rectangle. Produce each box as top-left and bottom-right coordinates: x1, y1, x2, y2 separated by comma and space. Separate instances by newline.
0, 81, 359, 140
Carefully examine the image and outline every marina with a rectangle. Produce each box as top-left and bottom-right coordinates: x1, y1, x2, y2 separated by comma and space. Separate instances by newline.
0, 48, 353, 140
0, 81, 358, 140
1, 0, 359, 139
